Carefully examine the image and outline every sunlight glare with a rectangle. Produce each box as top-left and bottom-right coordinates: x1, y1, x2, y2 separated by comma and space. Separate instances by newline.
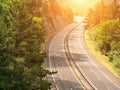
73, 0, 100, 6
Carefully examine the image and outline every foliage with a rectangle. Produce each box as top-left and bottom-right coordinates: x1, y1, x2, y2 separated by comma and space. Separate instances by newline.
93, 19, 120, 57
43, 0, 73, 31
0, 0, 60, 90
0, 0, 73, 89
87, 0, 118, 27
86, 0, 120, 73
61, 6, 73, 23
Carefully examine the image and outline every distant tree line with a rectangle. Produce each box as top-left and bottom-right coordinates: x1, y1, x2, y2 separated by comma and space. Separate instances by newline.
0, 0, 73, 90
86, 0, 120, 74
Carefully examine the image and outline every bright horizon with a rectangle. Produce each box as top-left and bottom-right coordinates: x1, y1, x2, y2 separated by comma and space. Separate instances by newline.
57, 0, 100, 15
57, 0, 114, 15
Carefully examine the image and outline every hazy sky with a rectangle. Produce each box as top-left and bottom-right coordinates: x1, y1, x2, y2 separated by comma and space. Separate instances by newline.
57, 0, 100, 15
58, 0, 99, 7
58, 0, 113, 7
57, 0, 113, 15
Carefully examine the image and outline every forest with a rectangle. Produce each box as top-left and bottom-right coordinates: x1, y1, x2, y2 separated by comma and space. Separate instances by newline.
0, 0, 73, 89
86, 0, 120, 75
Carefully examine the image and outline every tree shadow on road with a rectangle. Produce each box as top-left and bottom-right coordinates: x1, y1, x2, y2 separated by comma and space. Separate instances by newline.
45, 52, 89, 68
47, 76, 84, 90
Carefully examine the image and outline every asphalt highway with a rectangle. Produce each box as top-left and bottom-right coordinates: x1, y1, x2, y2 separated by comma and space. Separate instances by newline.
45, 17, 84, 90
68, 17, 120, 90
45, 16, 120, 90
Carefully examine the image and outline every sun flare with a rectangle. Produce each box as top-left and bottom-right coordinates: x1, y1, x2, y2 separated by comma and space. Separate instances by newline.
69, 0, 100, 7
57, 0, 100, 15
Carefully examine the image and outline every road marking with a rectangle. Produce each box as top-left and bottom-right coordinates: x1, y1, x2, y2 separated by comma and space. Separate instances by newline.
76, 28, 120, 89
97, 77, 101, 81
49, 38, 58, 89
64, 24, 86, 90
49, 52, 56, 83
64, 50, 86, 90
86, 50, 120, 89
100, 71, 120, 89
68, 40, 97, 90
48, 22, 83, 90
55, 84, 59, 90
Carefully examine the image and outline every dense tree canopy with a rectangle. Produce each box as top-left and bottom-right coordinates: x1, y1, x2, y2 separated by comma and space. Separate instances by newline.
0, 0, 73, 89
86, 0, 120, 74
87, 0, 118, 27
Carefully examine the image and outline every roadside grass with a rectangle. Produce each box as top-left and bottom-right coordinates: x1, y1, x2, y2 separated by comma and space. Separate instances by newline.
84, 29, 120, 77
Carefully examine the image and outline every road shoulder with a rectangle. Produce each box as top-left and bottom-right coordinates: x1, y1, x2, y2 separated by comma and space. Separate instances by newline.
84, 29, 120, 78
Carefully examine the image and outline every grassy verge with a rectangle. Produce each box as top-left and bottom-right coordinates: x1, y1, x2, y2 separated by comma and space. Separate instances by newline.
84, 29, 120, 77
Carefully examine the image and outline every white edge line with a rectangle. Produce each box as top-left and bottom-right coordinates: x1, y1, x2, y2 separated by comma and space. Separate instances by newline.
84, 44, 120, 89
55, 84, 59, 90
64, 24, 86, 90
48, 22, 80, 90
68, 26, 97, 90
64, 52, 85, 90
49, 36, 59, 90
79, 29, 120, 89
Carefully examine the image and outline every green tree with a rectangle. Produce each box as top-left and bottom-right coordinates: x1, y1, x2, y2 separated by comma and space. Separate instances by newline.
0, 0, 56, 89
86, 0, 120, 74
87, 0, 119, 27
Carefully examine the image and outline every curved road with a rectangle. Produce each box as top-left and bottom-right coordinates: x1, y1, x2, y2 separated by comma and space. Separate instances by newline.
45, 16, 120, 90
45, 17, 84, 90
68, 17, 120, 90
